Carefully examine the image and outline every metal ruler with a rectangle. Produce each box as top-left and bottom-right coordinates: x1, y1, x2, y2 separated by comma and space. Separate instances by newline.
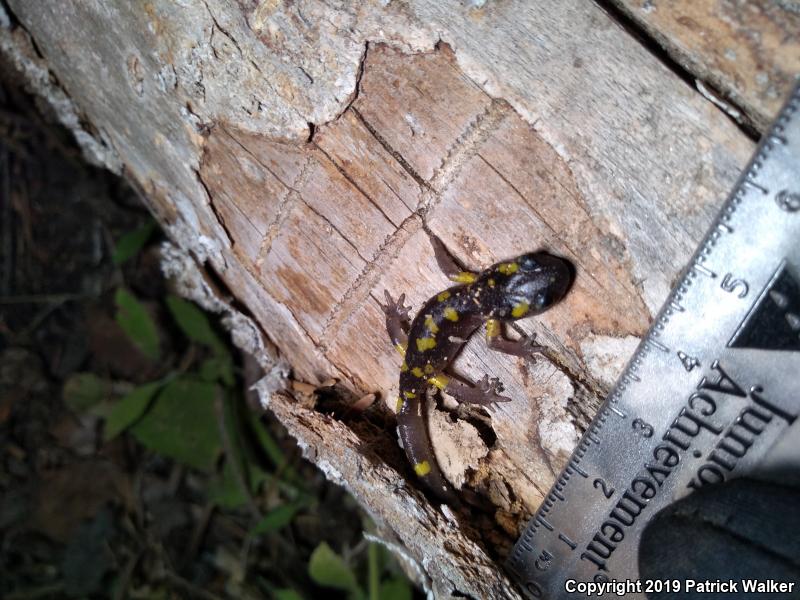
506, 81, 800, 599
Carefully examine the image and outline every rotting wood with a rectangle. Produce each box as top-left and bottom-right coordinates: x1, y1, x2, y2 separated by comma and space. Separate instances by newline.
607, 0, 800, 133
0, 0, 783, 596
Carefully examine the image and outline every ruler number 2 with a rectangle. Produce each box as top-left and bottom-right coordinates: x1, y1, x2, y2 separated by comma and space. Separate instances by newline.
721, 273, 749, 298
593, 478, 615, 499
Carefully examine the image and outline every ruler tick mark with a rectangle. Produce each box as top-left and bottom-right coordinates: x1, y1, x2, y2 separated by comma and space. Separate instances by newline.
646, 338, 670, 352
669, 300, 685, 312
693, 263, 717, 278
717, 222, 733, 234
742, 176, 768, 194
768, 133, 787, 147
536, 515, 554, 531
569, 461, 588, 478
558, 533, 577, 550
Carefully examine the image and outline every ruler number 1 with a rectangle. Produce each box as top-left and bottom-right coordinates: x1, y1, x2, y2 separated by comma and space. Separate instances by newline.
721, 273, 749, 298
593, 478, 615, 499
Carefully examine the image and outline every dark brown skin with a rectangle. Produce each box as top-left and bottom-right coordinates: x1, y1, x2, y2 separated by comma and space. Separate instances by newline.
382, 238, 573, 504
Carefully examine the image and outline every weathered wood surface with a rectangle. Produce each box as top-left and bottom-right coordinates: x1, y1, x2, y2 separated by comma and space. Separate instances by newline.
2, 0, 788, 597
609, 0, 800, 132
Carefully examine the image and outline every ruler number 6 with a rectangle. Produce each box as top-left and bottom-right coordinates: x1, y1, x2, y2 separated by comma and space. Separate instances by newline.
632, 418, 654, 438
593, 478, 615, 499
721, 273, 749, 298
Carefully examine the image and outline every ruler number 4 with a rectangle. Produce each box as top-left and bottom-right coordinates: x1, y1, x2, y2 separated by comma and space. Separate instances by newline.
721, 273, 749, 298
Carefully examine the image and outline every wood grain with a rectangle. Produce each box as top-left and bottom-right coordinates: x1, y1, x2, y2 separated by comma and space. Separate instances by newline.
609, 0, 800, 132
194, 42, 748, 530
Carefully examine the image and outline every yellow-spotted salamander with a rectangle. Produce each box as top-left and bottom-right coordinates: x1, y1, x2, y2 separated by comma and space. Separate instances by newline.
381, 238, 572, 505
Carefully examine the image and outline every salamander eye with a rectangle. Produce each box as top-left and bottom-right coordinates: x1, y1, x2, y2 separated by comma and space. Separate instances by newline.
519, 254, 541, 271
535, 292, 550, 307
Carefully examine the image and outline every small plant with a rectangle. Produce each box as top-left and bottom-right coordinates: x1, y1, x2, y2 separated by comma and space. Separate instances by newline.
60, 222, 415, 599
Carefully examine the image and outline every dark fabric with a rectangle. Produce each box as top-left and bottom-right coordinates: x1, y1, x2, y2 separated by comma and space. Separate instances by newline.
639, 479, 800, 599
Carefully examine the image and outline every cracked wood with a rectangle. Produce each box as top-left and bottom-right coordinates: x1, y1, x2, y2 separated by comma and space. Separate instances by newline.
608, 0, 800, 132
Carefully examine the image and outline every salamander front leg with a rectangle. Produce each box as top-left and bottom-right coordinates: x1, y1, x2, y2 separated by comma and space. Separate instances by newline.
429, 236, 478, 284
380, 290, 411, 354
485, 319, 546, 358
434, 373, 512, 406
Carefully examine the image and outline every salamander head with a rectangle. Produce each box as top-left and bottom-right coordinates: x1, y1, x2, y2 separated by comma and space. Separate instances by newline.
492, 252, 573, 319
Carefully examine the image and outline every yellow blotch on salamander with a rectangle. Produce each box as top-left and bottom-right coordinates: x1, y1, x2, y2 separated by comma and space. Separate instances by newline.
424, 364, 434, 375
443, 307, 459, 322
488, 278, 496, 287
498, 262, 519, 275
396, 397, 404, 412
424, 314, 440, 334
486, 319, 501, 338
437, 290, 451, 302
400, 360, 409, 373
403, 390, 416, 399
512, 300, 530, 318
453, 271, 477, 284
411, 367, 424, 377
416, 336, 437, 351
395, 341, 407, 356
414, 461, 432, 476
428, 374, 450, 390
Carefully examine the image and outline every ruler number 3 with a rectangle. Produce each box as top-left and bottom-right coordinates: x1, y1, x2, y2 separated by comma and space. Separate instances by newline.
721, 273, 749, 298
593, 478, 615, 499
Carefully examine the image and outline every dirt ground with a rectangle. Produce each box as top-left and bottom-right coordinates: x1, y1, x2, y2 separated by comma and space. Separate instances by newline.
0, 65, 416, 600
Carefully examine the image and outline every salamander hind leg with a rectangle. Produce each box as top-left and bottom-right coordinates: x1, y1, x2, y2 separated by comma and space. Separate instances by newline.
438, 373, 512, 406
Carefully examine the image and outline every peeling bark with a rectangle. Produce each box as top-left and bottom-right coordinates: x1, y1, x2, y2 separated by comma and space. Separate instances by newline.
1, 1, 790, 596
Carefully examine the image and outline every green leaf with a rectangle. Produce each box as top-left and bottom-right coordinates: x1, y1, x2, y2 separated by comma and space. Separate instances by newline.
112, 220, 156, 265
308, 542, 362, 598
63, 372, 113, 412
104, 381, 163, 441
246, 411, 300, 482
165, 295, 227, 354
199, 356, 235, 387
379, 579, 412, 600
249, 412, 286, 468
115, 287, 160, 360
273, 590, 304, 600
130, 378, 220, 471
208, 460, 269, 509
251, 415, 307, 493
251, 501, 304, 535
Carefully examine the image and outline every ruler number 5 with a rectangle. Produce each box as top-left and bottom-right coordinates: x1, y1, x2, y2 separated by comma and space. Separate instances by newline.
593, 478, 615, 499
721, 273, 749, 298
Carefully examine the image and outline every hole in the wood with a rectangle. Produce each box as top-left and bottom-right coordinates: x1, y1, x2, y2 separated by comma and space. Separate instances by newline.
313, 385, 413, 485
565, 383, 602, 432
0, 0, 20, 28
452, 401, 498, 449
200, 260, 253, 318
